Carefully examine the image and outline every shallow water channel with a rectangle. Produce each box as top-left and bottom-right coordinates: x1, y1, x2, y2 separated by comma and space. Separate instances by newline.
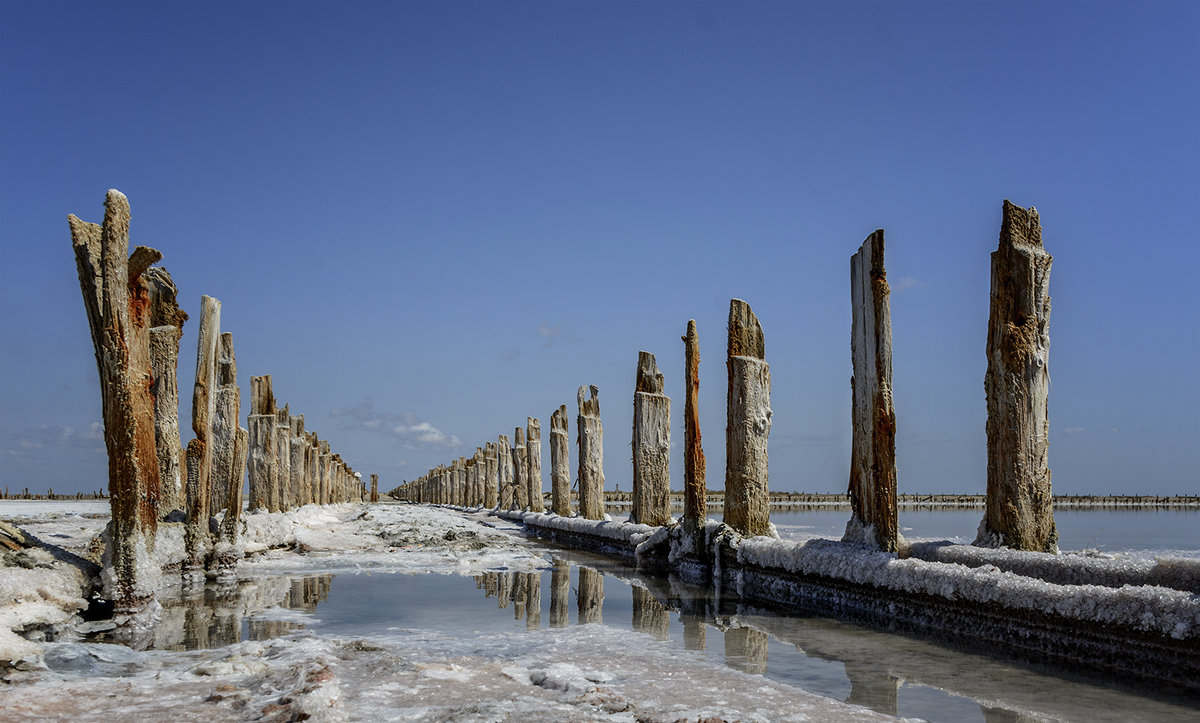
84, 531, 1200, 723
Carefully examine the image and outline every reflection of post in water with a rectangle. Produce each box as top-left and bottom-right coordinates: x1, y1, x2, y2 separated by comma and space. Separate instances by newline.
724, 627, 768, 675
497, 571, 513, 609
981, 705, 1043, 723
577, 566, 604, 625
631, 586, 670, 641
513, 572, 528, 621
526, 572, 542, 630
480, 571, 498, 599
182, 588, 213, 650
550, 560, 570, 628
682, 616, 706, 651
210, 585, 241, 648
844, 661, 900, 717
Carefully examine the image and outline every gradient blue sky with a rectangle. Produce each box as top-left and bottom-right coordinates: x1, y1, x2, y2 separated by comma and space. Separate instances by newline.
1, 1, 1197, 496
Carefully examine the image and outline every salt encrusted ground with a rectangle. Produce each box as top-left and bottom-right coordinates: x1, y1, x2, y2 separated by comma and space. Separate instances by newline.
1, 502, 910, 722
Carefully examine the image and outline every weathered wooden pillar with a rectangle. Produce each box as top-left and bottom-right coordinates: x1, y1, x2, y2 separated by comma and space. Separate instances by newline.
215, 426, 248, 572
846, 231, 899, 552
484, 442, 499, 508
577, 566, 604, 624
498, 435, 514, 510
683, 320, 707, 530
289, 415, 306, 508
370, 473, 379, 503
632, 352, 671, 527
527, 418, 545, 513
69, 190, 164, 608
473, 448, 485, 506
272, 406, 291, 511
208, 333, 240, 522
185, 295, 221, 582
512, 427, 529, 510
978, 200, 1056, 552
724, 299, 772, 537
246, 375, 275, 512
318, 441, 331, 505
145, 267, 187, 517
549, 406, 572, 516
576, 386, 606, 520
455, 458, 467, 507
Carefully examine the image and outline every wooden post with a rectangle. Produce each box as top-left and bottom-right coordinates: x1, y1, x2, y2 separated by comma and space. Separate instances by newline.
512, 428, 529, 510
272, 406, 291, 511
213, 333, 246, 570
527, 418, 545, 513
978, 200, 1056, 552
185, 295, 221, 581
69, 190, 164, 608
319, 441, 331, 505
145, 267, 187, 517
208, 333, 239, 520
683, 320, 706, 530
454, 457, 466, 507
632, 352, 671, 526
724, 299, 772, 537
473, 448, 485, 506
370, 473, 379, 503
246, 375, 274, 512
577, 386, 606, 520
484, 442, 499, 508
846, 231, 899, 552
549, 405, 572, 516
498, 435, 514, 510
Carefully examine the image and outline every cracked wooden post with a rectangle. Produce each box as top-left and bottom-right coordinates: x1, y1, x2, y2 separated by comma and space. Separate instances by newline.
498, 434, 514, 510
319, 441, 331, 505
549, 405, 572, 516
69, 190, 164, 608
484, 442, 499, 508
212, 333, 247, 573
454, 457, 467, 507
632, 352, 671, 526
305, 433, 318, 506
287, 415, 305, 508
977, 200, 1056, 552
474, 448, 486, 506
215, 426, 247, 574
845, 231, 899, 552
512, 428, 529, 510
527, 418, 545, 513
724, 299, 772, 537
577, 386, 605, 520
683, 320, 706, 531
272, 406, 291, 511
370, 473, 379, 503
185, 294, 221, 583
247, 375, 275, 511
145, 267, 187, 517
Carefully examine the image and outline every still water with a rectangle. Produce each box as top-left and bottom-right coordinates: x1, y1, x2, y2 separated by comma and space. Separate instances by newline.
119, 508, 1200, 722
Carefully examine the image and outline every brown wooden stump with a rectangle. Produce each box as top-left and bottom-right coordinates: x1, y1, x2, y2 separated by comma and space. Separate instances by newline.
846, 230, 899, 552
549, 405, 572, 516
272, 407, 291, 511
682, 320, 707, 531
978, 200, 1056, 552
145, 267, 187, 518
69, 190, 163, 608
498, 435, 514, 510
370, 473, 379, 503
724, 299, 772, 537
527, 418, 545, 513
632, 352, 671, 527
577, 386, 606, 521
484, 441, 499, 508
185, 295, 221, 582
512, 428, 529, 510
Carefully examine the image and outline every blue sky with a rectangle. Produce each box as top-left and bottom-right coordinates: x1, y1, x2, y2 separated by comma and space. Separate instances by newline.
1, 1, 1197, 496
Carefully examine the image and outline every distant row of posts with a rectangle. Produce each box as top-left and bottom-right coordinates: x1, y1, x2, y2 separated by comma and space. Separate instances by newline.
399, 199, 1057, 554
69, 190, 370, 610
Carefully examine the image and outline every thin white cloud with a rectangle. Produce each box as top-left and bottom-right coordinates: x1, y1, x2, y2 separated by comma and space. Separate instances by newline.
331, 398, 461, 449
891, 276, 923, 293
1064, 427, 1085, 436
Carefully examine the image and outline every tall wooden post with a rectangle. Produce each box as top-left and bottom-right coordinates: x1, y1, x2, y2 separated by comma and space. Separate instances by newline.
69, 190, 164, 608
682, 320, 706, 530
632, 352, 671, 526
272, 406, 291, 511
246, 375, 274, 512
724, 299, 772, 537
527, 418, 545, 513
846, 231, 899, 552
289, 415, 306, 508
145, 267, 187, 517
484, 441, 499, 508
185, 295, 221, 581
577, 386, 605, 520
319, 441, 331, 505
370, 473, 379, 503
498, 435, 514, 510
978, 200, 1056, 552
208, 333, 239, 519
549, 405, 572, 516
512, 428, 529, 510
